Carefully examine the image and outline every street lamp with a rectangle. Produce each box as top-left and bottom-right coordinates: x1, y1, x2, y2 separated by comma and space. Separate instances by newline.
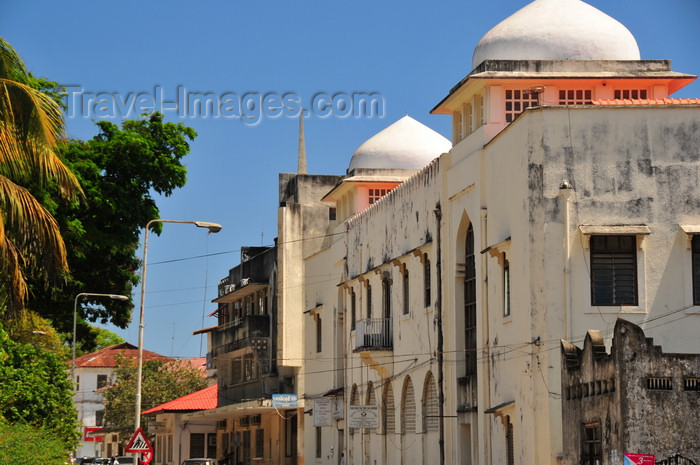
134, 219, 222, 432
72, 293, 130, 386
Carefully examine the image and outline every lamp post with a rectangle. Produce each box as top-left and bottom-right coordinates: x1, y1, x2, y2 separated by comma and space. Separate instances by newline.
134, 219, 222, 432
72, 293, 130, 386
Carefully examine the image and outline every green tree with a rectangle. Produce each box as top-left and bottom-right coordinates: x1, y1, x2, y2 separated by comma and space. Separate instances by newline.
0, 37, 82, 316
0, 420, 70, 465
0, 328, 80, 452
27, 113, 196, 351
103, 355, 207, 439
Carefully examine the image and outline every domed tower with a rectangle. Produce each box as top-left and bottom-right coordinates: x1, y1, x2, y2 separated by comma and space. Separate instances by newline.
471, 0, 640, 69
323, 115, 450, 222
432, 0, 696, 146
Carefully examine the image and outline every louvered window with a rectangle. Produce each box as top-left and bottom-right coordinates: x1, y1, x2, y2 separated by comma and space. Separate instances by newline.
402, 379, 416, 434
590, 235, 637, 306
465, 224, 477, 376
423, 374, 439, 432
383, 384, 395, 434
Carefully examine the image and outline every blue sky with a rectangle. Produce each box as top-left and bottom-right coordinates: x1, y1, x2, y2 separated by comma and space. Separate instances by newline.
2, 0, 699, 358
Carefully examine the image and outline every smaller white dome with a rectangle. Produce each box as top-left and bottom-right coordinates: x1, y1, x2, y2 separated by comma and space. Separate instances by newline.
348, 116, 451, 171
472, 0, 641, 70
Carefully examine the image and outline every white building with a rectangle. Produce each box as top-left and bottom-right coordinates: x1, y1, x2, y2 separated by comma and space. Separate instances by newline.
71, 343, 170, 459
300, 0, 700, 464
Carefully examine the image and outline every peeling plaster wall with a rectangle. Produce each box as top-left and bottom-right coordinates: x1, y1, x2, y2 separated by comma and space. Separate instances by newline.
561, 319, 700, 464
443, 104, 700, 465
341, 160, 443, 465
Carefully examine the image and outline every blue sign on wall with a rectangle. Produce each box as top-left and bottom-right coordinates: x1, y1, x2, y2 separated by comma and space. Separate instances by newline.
272, 393, 298, 408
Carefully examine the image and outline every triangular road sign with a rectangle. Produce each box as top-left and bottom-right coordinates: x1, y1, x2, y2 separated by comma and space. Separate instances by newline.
125, 427, 153, 453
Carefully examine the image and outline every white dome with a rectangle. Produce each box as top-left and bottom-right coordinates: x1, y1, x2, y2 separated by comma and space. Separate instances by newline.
472, 0, 641, 70
348, 116, 451, 171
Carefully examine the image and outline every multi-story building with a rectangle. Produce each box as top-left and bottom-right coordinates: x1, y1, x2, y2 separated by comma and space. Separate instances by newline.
71, 343, 170, 459
186, 1, 700, 464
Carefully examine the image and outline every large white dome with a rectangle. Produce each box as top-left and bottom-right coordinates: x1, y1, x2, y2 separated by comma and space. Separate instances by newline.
472, 0, 641, 70
348, 116, 451, 171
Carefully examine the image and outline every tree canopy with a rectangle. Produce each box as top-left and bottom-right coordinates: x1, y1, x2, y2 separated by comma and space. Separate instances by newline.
0, 328, 80, 452
27, 114, 196, 351
0, 37, 82, 316
103, 355, 207, 439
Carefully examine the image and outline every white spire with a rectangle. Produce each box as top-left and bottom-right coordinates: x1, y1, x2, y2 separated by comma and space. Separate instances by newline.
298, 113, 307, 175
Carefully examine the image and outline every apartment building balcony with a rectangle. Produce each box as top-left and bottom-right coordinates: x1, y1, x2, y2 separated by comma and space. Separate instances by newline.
354, 318, 393, 352
457, 374, 478, 412
211, 315, 270, 357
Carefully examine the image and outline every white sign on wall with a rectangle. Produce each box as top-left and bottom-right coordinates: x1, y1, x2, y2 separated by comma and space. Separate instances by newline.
313, 398, 333, 427
348, 405, 379, 429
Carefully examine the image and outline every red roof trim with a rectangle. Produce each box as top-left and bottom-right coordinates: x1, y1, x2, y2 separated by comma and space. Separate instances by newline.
592, 98, 700, 106
142, 384, 217, 415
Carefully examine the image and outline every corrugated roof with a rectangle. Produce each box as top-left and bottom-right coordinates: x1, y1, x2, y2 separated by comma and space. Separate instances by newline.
592, 98, 700, 106
71, 343, 171, 368
142, 384, 217, 415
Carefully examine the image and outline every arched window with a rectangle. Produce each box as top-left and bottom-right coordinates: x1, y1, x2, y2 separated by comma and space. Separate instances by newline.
401, 377, 416, 434
465, 224, 477, 377
382, 382, 395, 434
422, 372, 439, 432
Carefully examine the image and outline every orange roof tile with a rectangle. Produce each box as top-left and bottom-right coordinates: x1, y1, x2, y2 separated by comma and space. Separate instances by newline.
71, 343, 171, 368
142, 384, 217, 415
592, 98, 700, 106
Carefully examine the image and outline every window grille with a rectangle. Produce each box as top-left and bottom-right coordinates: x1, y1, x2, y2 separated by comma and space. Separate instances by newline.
684, 378, 700, 391
647, 377, 673, 390
590, 235, 637, 306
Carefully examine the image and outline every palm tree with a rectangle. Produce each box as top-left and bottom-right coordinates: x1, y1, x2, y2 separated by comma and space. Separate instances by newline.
0, 37, 82, 315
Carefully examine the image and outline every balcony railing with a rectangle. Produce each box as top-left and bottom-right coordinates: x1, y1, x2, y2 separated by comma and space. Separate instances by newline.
354, 318, 392, 351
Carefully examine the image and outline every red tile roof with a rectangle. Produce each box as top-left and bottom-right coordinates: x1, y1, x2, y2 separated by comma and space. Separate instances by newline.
141, 384, 217, 415
592, 98, 700, 106
72, 343, 171, 368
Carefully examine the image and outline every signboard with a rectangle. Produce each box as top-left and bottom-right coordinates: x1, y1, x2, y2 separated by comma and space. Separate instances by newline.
272, 393, 298, 408
126, 427, 154, 464
313, 398, 333, 427
623, 453, 655, 465
83, 427, 103, 442
348, 405, 379, 429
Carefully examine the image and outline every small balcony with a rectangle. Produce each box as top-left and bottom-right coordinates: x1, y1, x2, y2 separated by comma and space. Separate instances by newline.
457, 375, 478, 412
212, 315, 270, 358
354, 318, 392, 352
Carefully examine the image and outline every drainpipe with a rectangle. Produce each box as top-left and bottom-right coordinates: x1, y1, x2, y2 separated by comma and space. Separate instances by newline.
559, 180, 573, 340
434, 203, 445, 465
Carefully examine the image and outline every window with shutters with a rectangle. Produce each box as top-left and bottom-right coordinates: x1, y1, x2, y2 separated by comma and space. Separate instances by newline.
350, 287, 357, 331
506, 416, 514, 465
383, 382, 395, 434
590, 235, 637, 306
465, 224, 477, 376
401, 377, 416, 434
424, 255, 431, 308
581, 422, 602, 465
693, 235, 700, 305
366, 283, 372, 318
402, 268, 410, 315
190, 433, 205, 458
316, 315, 322, 353
255, 429, 264, 459
422, 373, 439, 432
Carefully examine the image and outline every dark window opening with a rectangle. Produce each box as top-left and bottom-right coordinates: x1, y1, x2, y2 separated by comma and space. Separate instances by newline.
590, 235, 637, 306
581, 422, 602, 465
465, 224, 477, 377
